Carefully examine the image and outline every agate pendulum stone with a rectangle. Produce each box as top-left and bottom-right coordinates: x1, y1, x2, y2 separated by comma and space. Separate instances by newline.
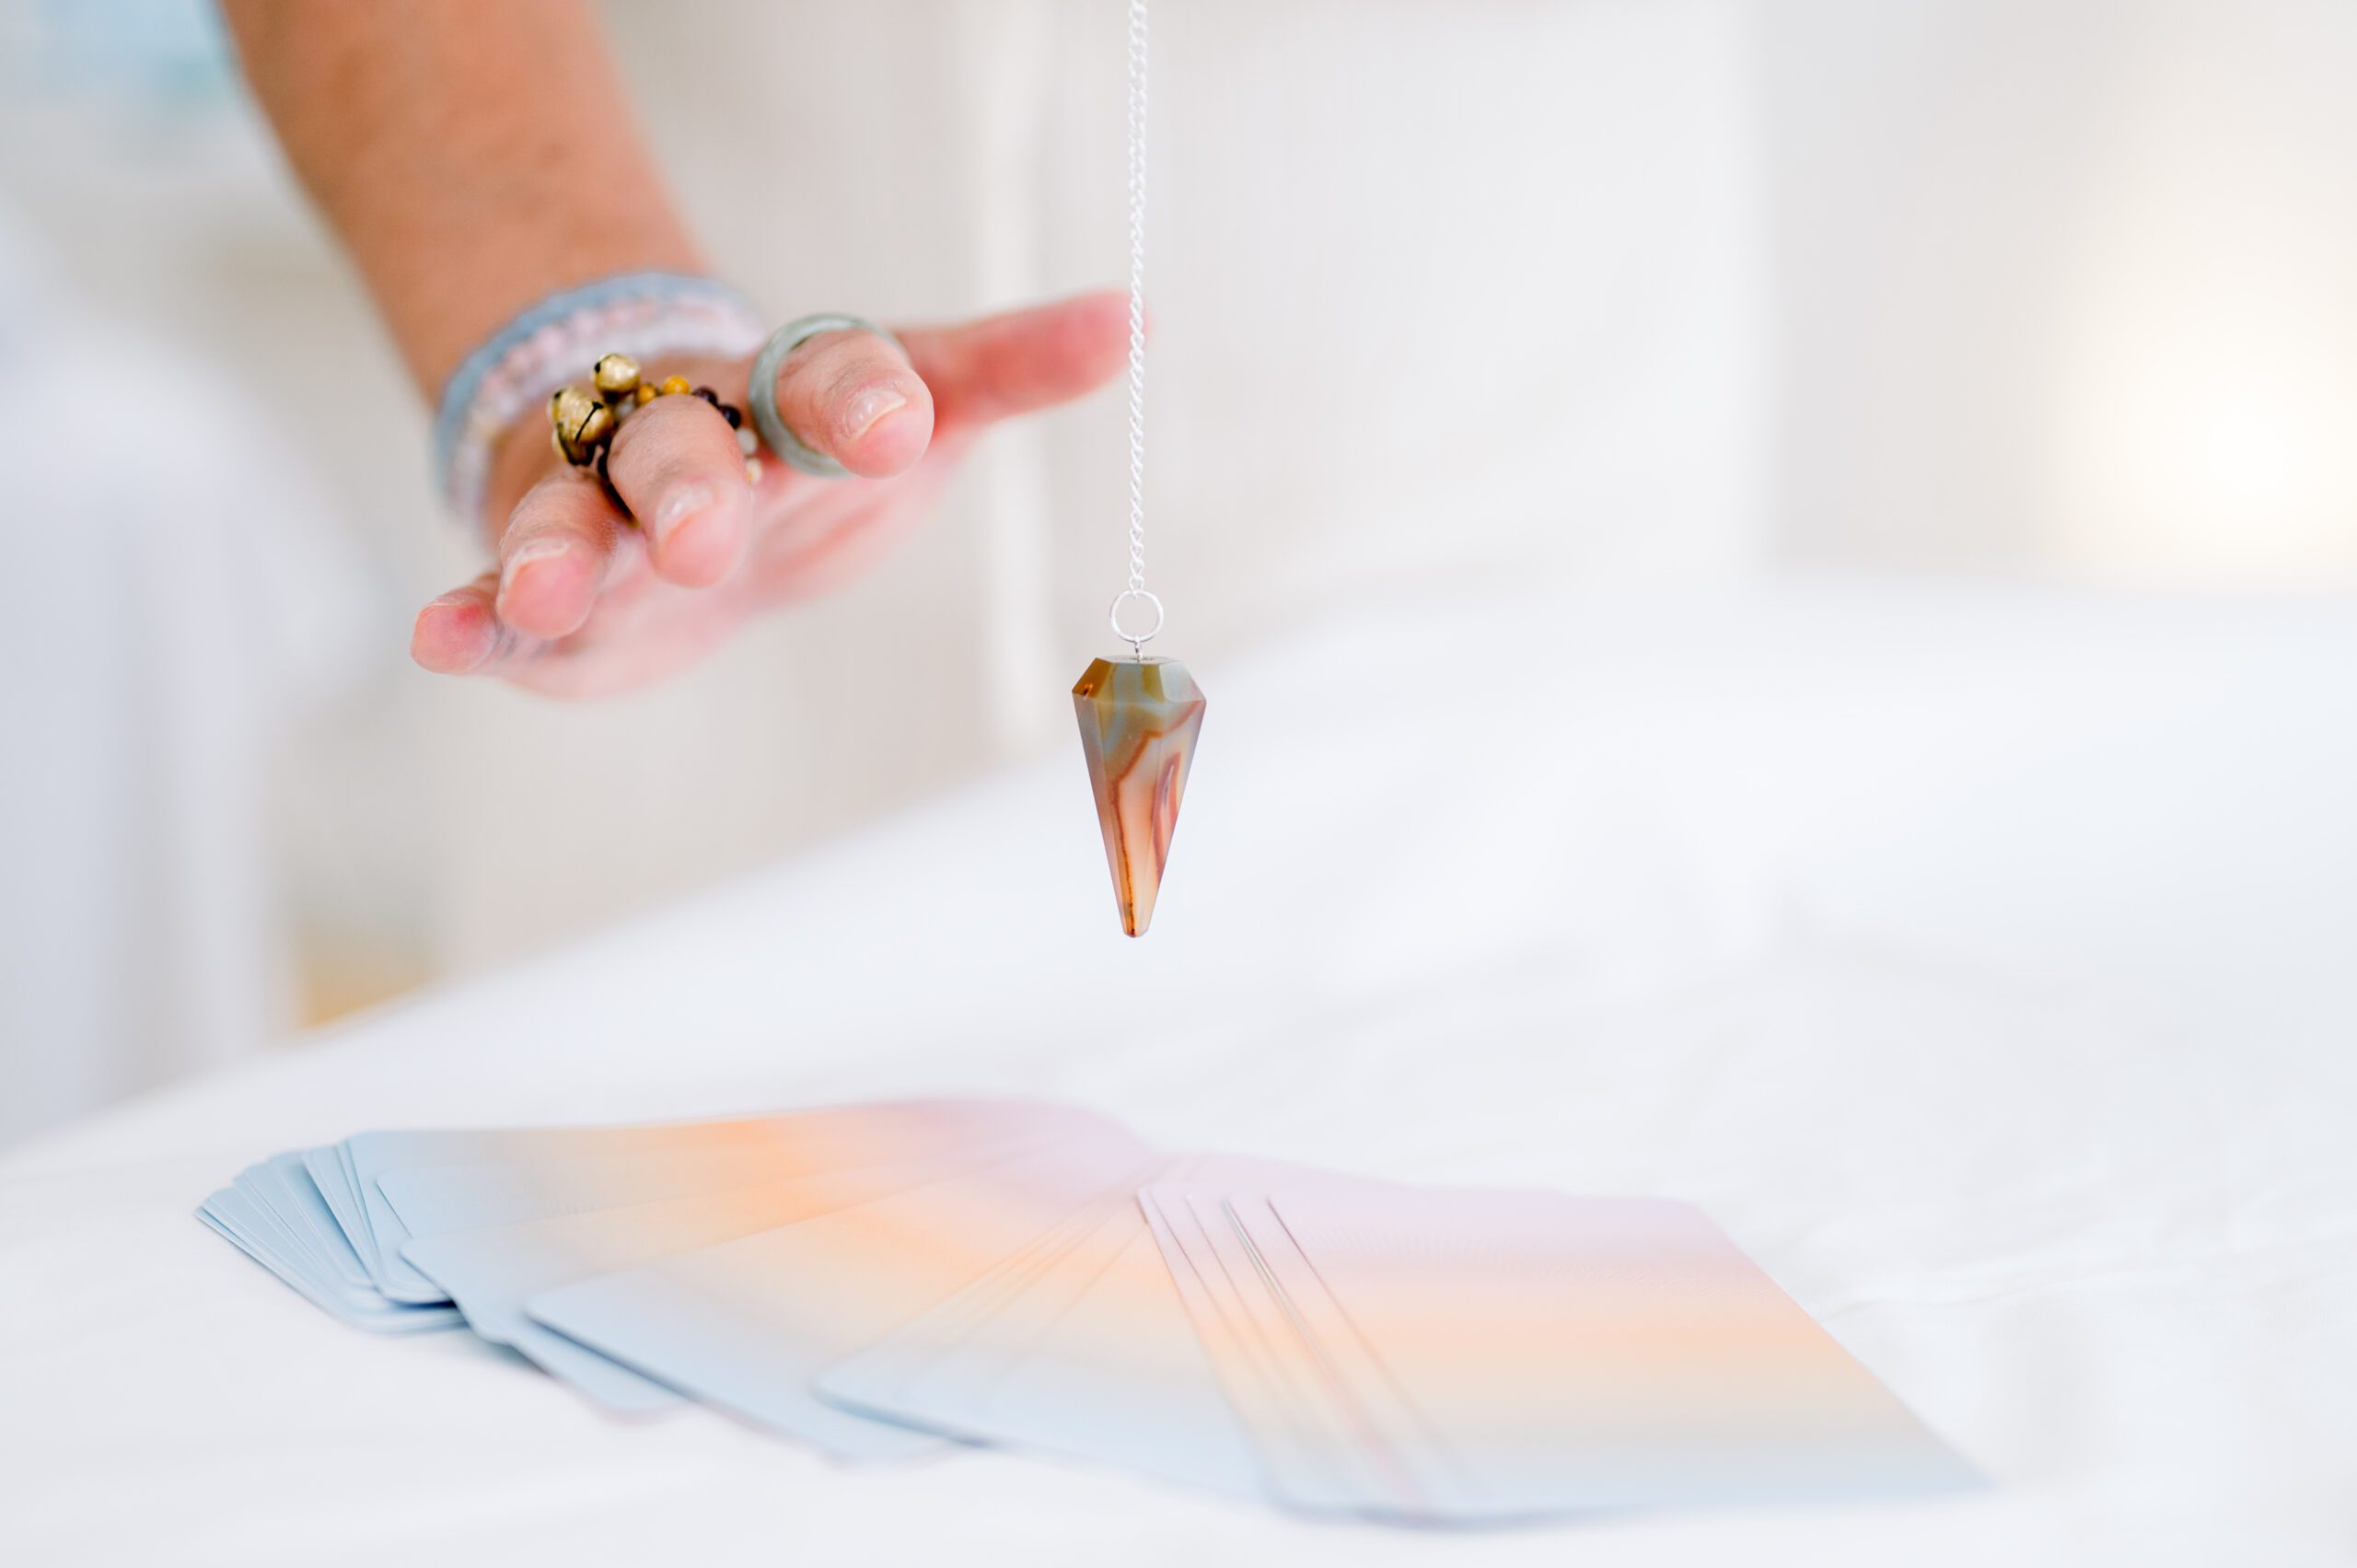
1073, 656, 1206, 936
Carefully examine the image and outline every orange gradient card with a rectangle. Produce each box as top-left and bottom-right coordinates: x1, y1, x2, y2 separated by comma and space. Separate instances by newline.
1145, 1184, 1979, 1522
523, 1131, 1157, 1458
204, 1103, 1974, 1526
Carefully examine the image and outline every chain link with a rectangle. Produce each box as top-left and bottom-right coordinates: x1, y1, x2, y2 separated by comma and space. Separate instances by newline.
1120, 0, 1152, 643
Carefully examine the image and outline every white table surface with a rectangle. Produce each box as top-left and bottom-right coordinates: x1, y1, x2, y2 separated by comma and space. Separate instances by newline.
6, 577, 2353, 1568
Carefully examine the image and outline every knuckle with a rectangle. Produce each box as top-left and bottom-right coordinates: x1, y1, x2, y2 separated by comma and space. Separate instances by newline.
610, 406, 708, 488
791, 335, 889, 400
517, 479, 608, 540
607, 396, 679, 460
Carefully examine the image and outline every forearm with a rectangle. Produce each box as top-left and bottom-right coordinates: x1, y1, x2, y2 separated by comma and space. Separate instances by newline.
222, 0, 702, 397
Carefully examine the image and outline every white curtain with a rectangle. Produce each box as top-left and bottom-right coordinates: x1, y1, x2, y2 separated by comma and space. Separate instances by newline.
0, 215, 374, 1145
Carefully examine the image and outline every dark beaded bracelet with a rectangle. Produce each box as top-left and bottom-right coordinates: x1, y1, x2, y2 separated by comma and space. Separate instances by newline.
547, 354, 762, 512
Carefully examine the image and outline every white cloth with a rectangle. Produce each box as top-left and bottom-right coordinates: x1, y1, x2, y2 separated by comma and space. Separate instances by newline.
3, 578, 2351, 1566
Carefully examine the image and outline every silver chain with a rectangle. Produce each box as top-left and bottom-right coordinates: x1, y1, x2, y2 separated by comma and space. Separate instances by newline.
1109, 0, 1162, 655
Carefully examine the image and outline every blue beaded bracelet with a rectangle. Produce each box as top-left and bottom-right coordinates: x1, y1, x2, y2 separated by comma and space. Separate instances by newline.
431, 272, 766, 524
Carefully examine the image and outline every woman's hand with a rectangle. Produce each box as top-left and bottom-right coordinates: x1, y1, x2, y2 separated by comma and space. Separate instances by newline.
411, 291, 1128, 697
226, 5, 1119, 698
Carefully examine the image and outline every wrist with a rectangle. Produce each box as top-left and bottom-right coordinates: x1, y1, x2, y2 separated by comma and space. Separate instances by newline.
435, 273, 765, 530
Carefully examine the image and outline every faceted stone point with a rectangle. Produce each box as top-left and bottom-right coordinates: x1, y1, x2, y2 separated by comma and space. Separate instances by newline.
1072, 656, 1207, 937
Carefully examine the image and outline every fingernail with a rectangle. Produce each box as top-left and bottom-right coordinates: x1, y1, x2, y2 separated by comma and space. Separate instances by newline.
503, 536, 574, 575
651, 482, 715, 545
841, 383, 908, 442
414, 598, 494, 673
496, 536, 574, 604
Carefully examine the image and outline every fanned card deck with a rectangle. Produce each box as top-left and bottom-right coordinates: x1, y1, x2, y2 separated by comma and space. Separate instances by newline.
200, 1098, 1974, 1525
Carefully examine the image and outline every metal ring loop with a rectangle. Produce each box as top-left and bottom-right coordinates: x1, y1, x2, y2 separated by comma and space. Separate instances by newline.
747, 313, 905, 478
1108, 588, 1165, 651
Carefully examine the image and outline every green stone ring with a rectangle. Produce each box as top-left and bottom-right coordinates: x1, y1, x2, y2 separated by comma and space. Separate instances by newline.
747, 313, 905, 478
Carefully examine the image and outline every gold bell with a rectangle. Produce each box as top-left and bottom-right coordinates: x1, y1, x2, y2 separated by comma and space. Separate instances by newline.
549, 387, 590, 461
558, 384, 614, 436
593, 354, 642, 398
550, 384, 597, 433
572, 401, 616, 447
548, 385, 613, 462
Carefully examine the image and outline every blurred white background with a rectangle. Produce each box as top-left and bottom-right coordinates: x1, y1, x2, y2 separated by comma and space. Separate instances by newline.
1, 0, 2351, 1147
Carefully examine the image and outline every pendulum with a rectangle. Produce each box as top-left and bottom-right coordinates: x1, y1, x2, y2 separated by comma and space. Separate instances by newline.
1074, 0, 1202, 938
1074, 645, 1205, 938
1074, 0, 1205, 938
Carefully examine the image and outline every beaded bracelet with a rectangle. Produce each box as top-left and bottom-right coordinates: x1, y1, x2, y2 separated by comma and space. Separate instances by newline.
432, 272, 766, 525
547, 354, 761, 504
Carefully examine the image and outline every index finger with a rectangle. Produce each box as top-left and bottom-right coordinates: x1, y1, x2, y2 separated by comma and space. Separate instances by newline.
896, 292, 1131, 427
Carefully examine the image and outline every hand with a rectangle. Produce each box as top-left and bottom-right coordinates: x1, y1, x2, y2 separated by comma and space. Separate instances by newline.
411, 291, 1129, 696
